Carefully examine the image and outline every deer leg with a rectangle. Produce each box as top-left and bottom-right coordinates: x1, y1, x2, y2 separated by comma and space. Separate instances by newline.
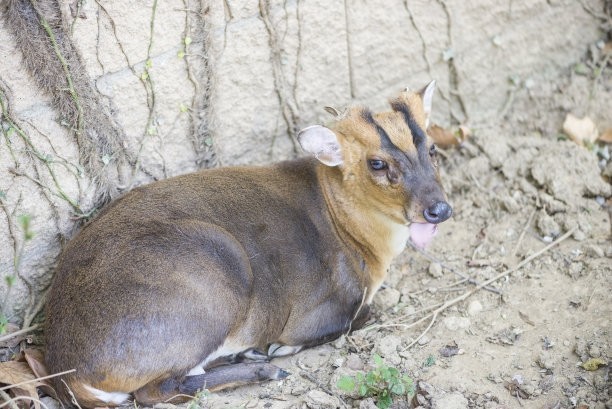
133, 363, 289, 405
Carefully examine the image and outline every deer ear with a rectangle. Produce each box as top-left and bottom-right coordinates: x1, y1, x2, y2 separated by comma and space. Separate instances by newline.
418, 80, 436, 128
298, 125, 343, 167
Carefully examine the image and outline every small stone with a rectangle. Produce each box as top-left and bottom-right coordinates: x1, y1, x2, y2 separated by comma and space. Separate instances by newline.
584, 244, 604, 258
418, 381, 436, 398
443, 316, 471, 331
416, 393, 429, 406
467, 300, 483, 316
431, 392, 469, 409
520, 383, 536, 396
376, 335, 402, 365
417, 335, 430, 345
333, 335, 346, 349
359, 398, 378, 409
573, 229, 586, 241
291, 384, 308, 396
501, 195, 520, 213
588, 344, 601, 358
304, 390, 341, 409
537, 351, 555, 370
428, 262, 443, 278
372, 287, 401, 311
568, 262, 584, 277
345, 354, 364, 370
537, 212, 561, 237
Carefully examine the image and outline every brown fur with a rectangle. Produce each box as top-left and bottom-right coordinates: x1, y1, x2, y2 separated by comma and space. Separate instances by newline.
45, 87, 450, 407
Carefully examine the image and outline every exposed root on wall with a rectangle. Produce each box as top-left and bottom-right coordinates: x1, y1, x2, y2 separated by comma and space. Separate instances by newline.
259, 0, 300, 154
183, 0, 217, 168
3, 0, 129, 208
436, 0, 469, 125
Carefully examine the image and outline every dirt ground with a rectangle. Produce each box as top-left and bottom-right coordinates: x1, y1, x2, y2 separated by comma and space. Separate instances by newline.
172, 53, 609, 408
3, 40, 611, 409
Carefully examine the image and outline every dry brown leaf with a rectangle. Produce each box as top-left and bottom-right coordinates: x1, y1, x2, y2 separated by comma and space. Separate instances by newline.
22, 349, 48, 379
428, 124, 467, 148
598, 128, 612, 143
0, 361, 40, 409
562, 114, 598, 145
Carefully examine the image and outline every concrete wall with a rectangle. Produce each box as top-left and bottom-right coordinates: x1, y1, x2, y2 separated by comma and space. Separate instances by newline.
0, 0, 605, 325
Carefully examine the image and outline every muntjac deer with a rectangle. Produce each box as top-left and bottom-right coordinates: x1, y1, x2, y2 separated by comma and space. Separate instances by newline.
45, 82, 452, 408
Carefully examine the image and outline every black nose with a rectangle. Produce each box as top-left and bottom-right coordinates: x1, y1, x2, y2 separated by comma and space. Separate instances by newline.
423, 201, 452, 224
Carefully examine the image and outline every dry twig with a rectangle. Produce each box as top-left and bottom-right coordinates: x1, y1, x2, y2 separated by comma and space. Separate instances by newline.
0, 325, 39, 344
409, 242, 502, 294
402, 227, 577, 350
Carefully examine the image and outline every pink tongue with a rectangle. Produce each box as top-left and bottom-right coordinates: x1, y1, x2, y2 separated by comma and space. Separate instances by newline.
409, 223, 438, 249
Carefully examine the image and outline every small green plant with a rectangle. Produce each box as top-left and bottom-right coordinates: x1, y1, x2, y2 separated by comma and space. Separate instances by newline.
186, 389, 209, 409
0, 213, 35, 334
423, 354, 436, 367
337, 355, 414, 409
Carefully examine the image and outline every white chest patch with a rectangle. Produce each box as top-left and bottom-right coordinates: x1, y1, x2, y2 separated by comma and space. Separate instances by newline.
389, 223, 410, 257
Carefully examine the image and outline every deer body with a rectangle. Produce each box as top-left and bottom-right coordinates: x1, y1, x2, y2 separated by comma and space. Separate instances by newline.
45, 83, 452, 407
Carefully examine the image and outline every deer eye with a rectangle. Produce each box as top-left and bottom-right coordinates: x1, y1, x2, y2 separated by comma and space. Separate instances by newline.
369, 159, 387, 171
429, 144, 437, 157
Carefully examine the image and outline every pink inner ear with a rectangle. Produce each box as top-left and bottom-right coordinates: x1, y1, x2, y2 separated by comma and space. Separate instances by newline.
298, 126, 343, 167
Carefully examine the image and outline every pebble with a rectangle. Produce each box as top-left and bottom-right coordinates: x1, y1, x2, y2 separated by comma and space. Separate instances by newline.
584, 244, 604, 258
291, 384, 308, 396
417, 335, 430, 345
467, 300, 483, 316
345, 354, 364, 370
443, 316, 471, 331
537, 212, 561, 237
428, 262, 443, 278
372, 287, 401, 311
572, 229, 586, 241
431, 392, 469, 409
304, 390, 341, 409
359, 398, 378, 409
501, 195, 520, 213
588, 344, 602, 358
376, 335, 402, 365
332, 335, 346, 349
537, 351, 555, 370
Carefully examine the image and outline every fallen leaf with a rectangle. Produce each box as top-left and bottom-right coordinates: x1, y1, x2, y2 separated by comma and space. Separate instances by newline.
581, 358, 607, 371
598, 128, 612, 143
428, 124, 468, 148
562, 114, 598, 146
22, 349, 48, 379
0, 360, 41, 409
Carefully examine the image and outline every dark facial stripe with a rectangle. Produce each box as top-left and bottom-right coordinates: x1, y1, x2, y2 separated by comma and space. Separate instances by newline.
390, 100, 427, 148
360, 109, 400, 152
